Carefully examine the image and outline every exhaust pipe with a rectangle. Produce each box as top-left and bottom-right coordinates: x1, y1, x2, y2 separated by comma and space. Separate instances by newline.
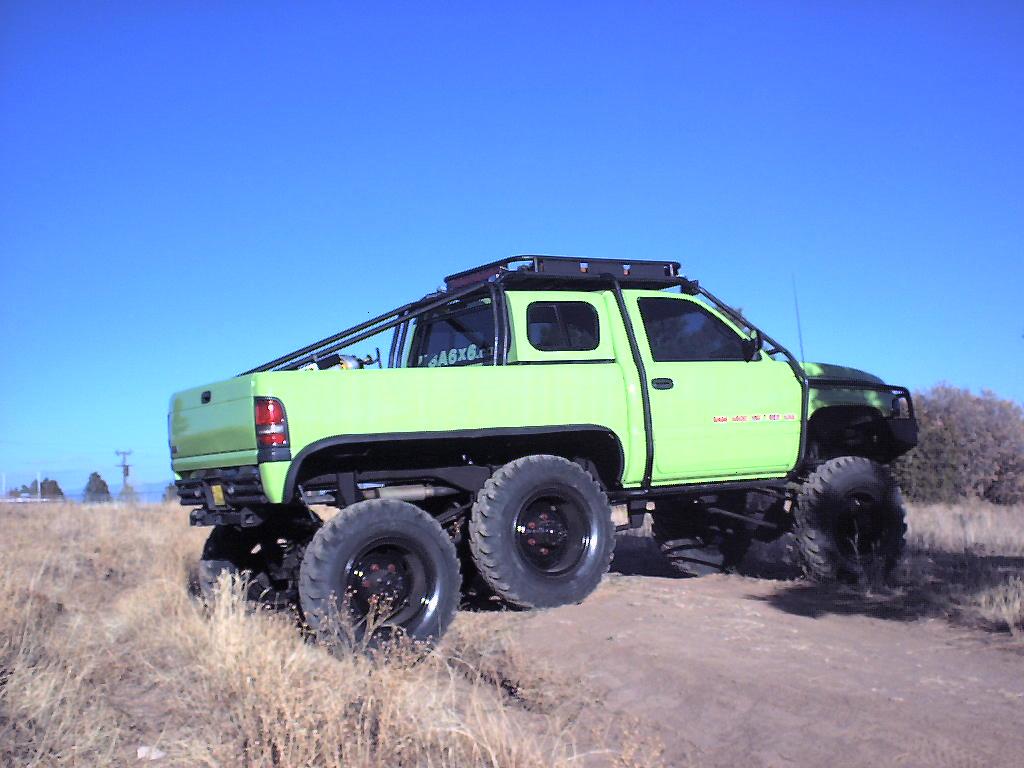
360, 485, 459, 502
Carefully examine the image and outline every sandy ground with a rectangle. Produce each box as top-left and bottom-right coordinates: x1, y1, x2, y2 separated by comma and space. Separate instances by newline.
461, 537, 1024, 768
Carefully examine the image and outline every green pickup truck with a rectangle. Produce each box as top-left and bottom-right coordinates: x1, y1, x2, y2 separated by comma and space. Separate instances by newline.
170, 256, 917, 644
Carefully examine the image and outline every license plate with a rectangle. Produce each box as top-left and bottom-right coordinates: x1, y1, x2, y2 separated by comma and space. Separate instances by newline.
211, 484, 226, 507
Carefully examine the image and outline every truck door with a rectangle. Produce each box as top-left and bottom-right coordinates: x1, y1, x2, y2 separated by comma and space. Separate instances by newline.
630, 293, 802, 482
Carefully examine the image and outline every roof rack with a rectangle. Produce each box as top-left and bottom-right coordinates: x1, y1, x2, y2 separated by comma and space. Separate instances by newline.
445, 255, 683, 291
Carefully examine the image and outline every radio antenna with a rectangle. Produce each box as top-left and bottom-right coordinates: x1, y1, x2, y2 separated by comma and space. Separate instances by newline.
791, 274, 806, 363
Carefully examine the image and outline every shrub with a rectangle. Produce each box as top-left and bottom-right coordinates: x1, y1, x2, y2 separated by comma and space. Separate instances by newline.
895, 385, 1024, 504
83, 472, 112, 503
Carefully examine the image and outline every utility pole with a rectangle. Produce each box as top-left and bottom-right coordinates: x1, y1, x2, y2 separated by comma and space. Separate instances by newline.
116, 450, 133, 482
115, 450, 135, 502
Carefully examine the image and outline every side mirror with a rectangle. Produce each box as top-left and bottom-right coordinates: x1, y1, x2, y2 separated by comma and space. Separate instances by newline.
741, 330, 763, 362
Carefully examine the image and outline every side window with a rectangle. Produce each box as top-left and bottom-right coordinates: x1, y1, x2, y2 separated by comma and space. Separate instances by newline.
527, 301, 600, 352
638, 297, 746, 362
411, 300, 494, 367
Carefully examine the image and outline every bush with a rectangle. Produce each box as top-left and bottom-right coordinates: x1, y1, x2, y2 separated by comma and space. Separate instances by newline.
895, 385, 1024, 504
83, 472, 112, 503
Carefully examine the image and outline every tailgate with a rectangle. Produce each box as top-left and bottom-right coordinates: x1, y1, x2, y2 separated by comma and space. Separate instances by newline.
169, 376, 257, 459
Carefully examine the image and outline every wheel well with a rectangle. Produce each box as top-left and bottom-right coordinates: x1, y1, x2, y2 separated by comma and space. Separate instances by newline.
283, 426, 626, 503
805, 405, 895, 464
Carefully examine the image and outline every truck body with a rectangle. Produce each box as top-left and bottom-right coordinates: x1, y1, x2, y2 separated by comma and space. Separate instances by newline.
170, 256, 918, 643
171, 285, 914, 510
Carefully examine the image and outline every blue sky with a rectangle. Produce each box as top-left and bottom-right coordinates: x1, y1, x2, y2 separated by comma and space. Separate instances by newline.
1, 2, 1022, 492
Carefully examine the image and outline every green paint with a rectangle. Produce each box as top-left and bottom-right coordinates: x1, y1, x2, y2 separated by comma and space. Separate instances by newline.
169, 287, 900, 503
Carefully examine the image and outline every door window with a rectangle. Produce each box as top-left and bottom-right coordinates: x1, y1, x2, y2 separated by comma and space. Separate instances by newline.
638, 297, 746, 362
526, 301, 600, 352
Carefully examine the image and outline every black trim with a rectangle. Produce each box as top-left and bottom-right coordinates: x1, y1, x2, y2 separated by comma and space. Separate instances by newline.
189, 506, 266, 528
445, 255, 681, 291
257, 445, 292, 462
609, 278, 655, 489
282, 424, 627, 503
809, 378, 916, 420
610, 477, 789, 502
488, 282, 502, 367
507, 358, 615, 366
496, 282, 509, 365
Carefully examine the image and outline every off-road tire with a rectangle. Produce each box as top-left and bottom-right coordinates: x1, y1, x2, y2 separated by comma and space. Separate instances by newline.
794, 456, 907, 583
197, 520, 311, 610
468, 455, 615, 609
650, 514, 725, 577
198, 524, 301, 608
299, 499, 461, 647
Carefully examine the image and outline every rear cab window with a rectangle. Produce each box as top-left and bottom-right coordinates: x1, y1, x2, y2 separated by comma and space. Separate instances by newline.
407, 298, 495, 368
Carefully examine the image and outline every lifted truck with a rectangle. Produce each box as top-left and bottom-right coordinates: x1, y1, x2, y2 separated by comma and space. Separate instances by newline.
170, 255, 917, 643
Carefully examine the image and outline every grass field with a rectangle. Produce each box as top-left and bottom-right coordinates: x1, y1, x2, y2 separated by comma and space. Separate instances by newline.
1, 500, 1021, 766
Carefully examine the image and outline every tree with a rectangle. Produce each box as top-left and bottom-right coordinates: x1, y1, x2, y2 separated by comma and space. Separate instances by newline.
84, 472, 112, 503
894, 385, 1024, 504
40, 478, 63, 499
6, 478, 63, 499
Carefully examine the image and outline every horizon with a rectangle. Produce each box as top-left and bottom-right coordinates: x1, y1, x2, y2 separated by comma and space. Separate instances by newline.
2, 2, 1022, 489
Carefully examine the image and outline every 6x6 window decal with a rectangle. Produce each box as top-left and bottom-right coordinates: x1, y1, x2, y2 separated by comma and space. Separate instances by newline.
420, 343, 493, 368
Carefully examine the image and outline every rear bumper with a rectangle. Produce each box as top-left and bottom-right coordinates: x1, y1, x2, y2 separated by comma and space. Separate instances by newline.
175, 465, 266, 511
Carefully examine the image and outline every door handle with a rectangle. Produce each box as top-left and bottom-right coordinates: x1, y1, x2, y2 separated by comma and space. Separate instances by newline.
651, 377, 674, 390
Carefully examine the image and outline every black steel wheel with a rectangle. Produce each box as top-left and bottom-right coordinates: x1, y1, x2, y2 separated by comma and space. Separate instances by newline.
299, 499, 460, 647
795, 456, 907, 583
513, 490, 590, 575
469, 455, 614, 609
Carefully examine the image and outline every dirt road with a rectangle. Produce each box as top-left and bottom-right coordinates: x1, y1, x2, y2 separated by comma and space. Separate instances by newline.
462, 537, 1024, 768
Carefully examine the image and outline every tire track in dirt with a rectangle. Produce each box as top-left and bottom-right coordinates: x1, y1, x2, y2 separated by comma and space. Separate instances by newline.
460, 545, 1024, 768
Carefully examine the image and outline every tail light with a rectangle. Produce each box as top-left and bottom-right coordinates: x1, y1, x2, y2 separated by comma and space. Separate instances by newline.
255, 397, 288, 447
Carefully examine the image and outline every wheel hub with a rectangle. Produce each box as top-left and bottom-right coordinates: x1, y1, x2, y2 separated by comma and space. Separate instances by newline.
348, 550, 412, 612
514, 495, 587, 574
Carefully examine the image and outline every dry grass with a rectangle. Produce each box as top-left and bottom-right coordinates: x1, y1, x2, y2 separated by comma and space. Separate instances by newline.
3, 498, 1022, 766
900, 501, 1024, 635
0, 503, 660, 768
